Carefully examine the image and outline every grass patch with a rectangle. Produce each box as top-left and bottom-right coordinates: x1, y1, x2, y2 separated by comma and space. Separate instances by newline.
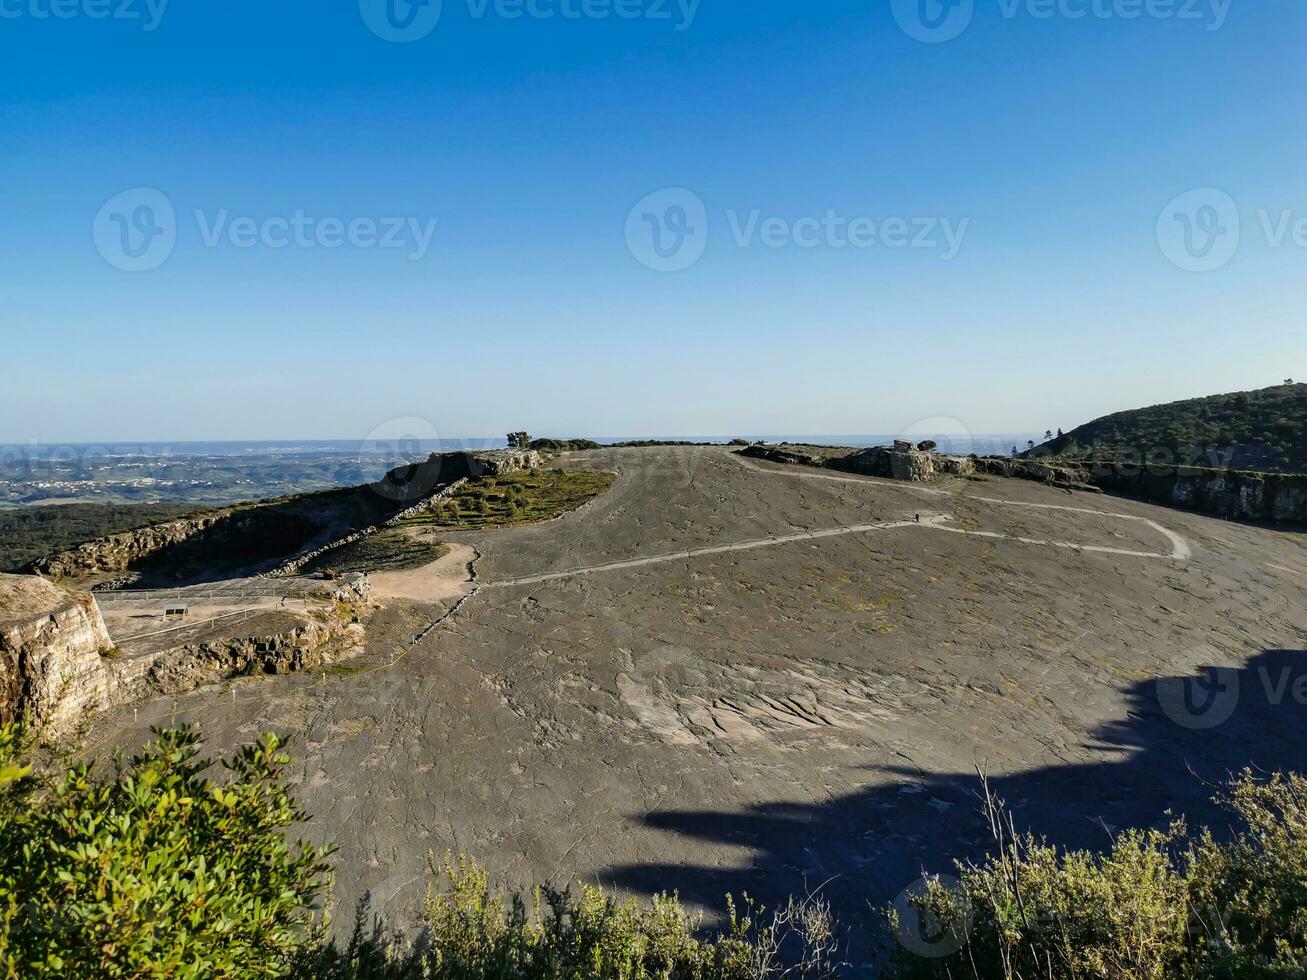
305, 529, 450, 575
399, 468, 615, 531
323, 661, 370, 678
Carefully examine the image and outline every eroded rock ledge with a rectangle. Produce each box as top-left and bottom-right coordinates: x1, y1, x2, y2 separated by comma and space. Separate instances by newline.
0, 572, 372, 737
741, 441, 1093, 486
26, 449, 544, 587
0, 574, 112, 732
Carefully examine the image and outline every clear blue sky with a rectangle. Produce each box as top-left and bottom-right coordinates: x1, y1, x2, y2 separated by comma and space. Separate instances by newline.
2, 0, 1303, 443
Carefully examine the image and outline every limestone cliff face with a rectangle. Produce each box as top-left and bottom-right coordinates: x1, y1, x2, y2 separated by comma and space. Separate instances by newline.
0, 574, 111, 734
1094, 466, 1307, 524
0, 572, 371, 736
107, 620, 365, 700
27, 512, 230, 580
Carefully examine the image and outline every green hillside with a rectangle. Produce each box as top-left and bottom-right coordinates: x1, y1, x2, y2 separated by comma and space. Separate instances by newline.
1036, 382, 1307, 472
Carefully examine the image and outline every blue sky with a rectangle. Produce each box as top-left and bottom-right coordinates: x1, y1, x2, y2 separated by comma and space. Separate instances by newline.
1, 0, 1303, 442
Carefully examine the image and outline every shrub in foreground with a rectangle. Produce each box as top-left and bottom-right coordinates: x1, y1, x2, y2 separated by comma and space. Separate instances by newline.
0, 725, 331, 978
891, 772, 1307, 979
0, 726, 839, 979
5, 724, 1307, 979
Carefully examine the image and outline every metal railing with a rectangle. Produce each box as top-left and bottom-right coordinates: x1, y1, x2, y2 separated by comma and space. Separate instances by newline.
95, 586, 318, 606
114, 607, 263, 643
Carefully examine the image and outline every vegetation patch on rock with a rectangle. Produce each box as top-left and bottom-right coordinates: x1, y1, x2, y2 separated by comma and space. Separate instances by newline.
396, 469, 616, 531
304, 528, 450, 576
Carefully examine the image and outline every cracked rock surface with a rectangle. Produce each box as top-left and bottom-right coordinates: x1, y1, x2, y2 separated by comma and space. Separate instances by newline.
80, 447, 1307, 955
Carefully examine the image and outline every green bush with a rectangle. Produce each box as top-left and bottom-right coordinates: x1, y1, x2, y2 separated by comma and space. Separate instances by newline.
890, 771, 1307, 979
0, 726, 839, 979
0, 725, 331, 978
416, 855, 839, 980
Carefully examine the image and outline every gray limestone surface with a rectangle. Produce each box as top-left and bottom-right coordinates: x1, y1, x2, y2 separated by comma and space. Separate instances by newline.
80, 446, 1307, 956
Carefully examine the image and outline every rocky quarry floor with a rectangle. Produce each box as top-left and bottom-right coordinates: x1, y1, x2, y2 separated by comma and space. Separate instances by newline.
76, 446, 1307, 962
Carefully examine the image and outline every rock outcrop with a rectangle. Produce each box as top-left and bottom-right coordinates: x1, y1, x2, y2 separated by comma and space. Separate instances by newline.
0, 571, 372, 736
30, 450, 547, 587
740, 444, 1096, 491
1091, 465, 1307, 524
28, 512, 231, 581
0, 574, 112, 733
108, 618, 365, 699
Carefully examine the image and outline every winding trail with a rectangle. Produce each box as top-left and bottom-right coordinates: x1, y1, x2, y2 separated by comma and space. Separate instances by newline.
471, 453, 1191, 590
728, 451, 1192, 562
482, 517, 932, 589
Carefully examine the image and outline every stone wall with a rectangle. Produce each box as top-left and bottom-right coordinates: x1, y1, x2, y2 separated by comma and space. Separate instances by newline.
264, 479, 470, 578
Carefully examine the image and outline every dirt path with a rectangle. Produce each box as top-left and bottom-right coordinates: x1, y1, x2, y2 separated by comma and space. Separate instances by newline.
368, 543, 477, 603
728, 450, 1191, 560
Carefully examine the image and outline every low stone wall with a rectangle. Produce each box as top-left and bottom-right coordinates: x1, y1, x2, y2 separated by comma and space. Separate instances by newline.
264, 479, 470, 578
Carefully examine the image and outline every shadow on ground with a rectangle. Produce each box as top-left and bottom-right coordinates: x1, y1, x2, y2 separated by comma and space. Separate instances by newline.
603, 650, 1307, 956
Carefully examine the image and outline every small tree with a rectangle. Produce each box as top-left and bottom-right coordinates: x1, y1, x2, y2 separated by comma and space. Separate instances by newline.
506, 431, 531, 450
1044, 429, 1053, 442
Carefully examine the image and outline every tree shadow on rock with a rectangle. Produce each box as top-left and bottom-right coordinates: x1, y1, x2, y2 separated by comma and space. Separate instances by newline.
603, 649, 1307, 960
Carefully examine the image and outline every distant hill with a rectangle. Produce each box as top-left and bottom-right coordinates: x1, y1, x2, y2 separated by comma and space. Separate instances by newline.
1034, 383, 1307, 473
